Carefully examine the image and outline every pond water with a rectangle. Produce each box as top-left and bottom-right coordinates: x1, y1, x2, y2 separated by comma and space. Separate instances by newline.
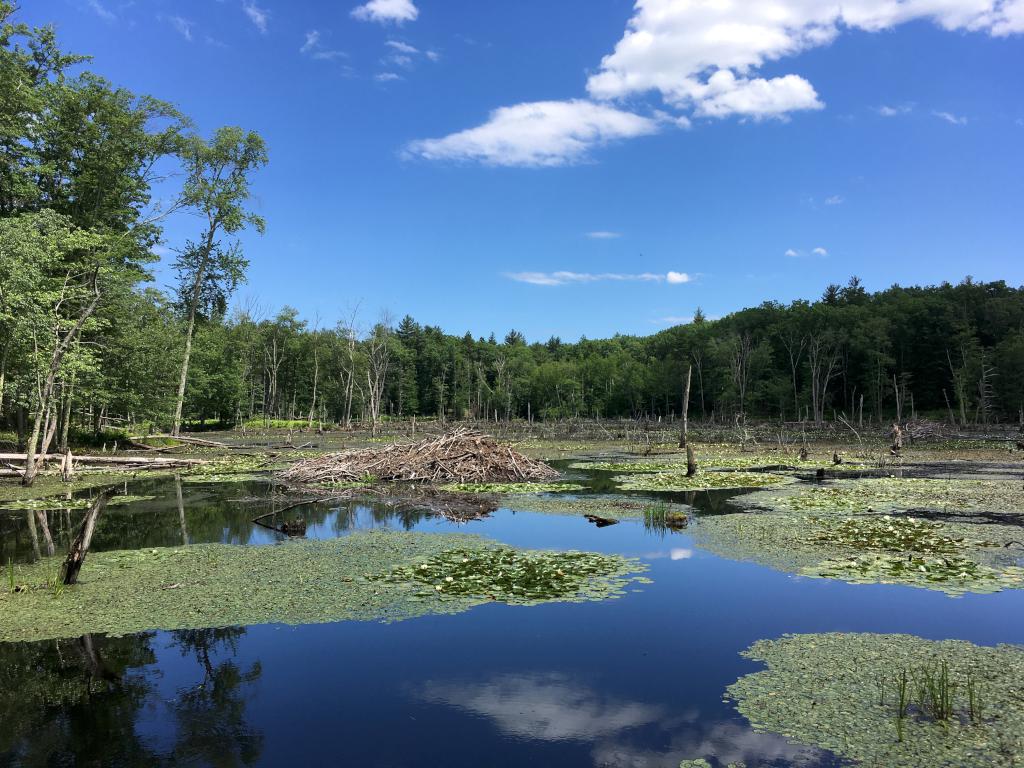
2, 468, 1023, 767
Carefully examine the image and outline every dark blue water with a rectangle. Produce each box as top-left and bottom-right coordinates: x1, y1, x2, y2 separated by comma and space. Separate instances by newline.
2, 478, 1023, 767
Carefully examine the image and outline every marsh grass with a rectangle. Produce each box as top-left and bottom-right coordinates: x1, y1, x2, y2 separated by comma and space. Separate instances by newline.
885, 659, 987, 742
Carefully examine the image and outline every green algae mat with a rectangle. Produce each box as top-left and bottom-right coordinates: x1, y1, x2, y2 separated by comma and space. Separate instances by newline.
0, 530, 647, 643
727, 632, 1024, 767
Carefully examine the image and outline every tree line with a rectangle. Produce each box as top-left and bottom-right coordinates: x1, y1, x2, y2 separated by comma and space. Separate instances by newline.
2, 6, 1023, 484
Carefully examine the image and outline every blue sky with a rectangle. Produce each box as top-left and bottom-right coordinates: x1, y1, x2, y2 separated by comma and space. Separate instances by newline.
27, 0, 1024, 340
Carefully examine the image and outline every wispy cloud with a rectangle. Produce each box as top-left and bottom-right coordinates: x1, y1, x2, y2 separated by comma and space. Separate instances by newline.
824, 195, 844, 205
88, 0, 116, 21
386, 40, 418, 54
352, 0, 418, 24
933, 110, 968, 125
166, 15, 195, 41
376, 72, 402, 82
784, 248, 799, 258
585, 231, 622, 239
505, 271, 691, 287
876, 103, 914, 117
301, 30, 347, 60
242, 1, 269, 34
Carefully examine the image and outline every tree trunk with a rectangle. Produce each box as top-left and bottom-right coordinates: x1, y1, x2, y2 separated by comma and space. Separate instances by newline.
172, 232, 215, 437
678, 364, 692, 449
62, 489, 113, 585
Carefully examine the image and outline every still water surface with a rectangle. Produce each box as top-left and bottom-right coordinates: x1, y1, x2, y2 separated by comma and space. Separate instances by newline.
2, 472, 1022, 767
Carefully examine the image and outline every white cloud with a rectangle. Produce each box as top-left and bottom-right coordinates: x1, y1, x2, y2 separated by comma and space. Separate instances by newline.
812, 246, 829, 256
784, 248, 799, 257
386, 40, 419, 54
425, 49, 441, 62
300, 30, 320, 54
242, 1, 268, 34
693, 71, 823, 120
164, 15, 194, 41
405, 99, 660, 167
376, 72, 402, 82
934, 110, 969, 125
301, 30, 347, 60
88, 0, 116, 21
505, 271, 689, 286
877, 103, 914, 116
585, 231, 622, 239
587, 0, 1023, 120
825, 195, 844, 205
352, 0, 418, 24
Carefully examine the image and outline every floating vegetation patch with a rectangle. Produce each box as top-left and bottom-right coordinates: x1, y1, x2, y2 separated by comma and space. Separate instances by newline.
690, 511, 1024, 596
738, 477, 1024, 516
0, 495, 155, 512
727, 632, 1024, 767
438, 482, 586, 494
372, 547, 645, 605
804, 554, 1024, 595
575, 453, 870, 473
571, 460, 687, 473
181, 473, 266, 485
613, 471, 792, 492
501, 494, 691, 521
0, 531, 647, 643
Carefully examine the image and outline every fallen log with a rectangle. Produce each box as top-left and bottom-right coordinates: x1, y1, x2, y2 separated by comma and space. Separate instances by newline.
0, 453, 206, 466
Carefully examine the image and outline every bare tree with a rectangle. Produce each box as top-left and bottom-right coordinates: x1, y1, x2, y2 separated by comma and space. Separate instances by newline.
365, 313, 393, 436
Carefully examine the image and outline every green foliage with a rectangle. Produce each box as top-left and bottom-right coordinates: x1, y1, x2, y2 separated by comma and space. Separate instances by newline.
614, 470, 792, 492
438, 482, 586, 494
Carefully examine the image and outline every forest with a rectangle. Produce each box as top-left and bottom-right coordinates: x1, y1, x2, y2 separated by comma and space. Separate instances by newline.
2, 3, 1024, 461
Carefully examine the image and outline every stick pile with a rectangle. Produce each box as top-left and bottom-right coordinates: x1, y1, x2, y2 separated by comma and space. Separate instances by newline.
279, 428, 559, 485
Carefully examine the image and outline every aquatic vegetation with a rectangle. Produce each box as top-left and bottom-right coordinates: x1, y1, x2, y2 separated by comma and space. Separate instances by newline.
739, 477, 1024, 516
373, 547, 645, 605
803, 553, 1024, 595
690, 511, 1024, 596
614, 471, 792, 492
438, 482, 586, 494
727, 632, 1024, 767
501, 494, 690, 521
0, 494, 155, 511
571, 460, 687, 473
642, 501, 689, 532
182, 473, 266, 484
575, 452, 869, 473
0, 531, 648, 643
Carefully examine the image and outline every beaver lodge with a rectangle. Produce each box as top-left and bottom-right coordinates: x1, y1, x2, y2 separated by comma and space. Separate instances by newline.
279, 428, 560, 485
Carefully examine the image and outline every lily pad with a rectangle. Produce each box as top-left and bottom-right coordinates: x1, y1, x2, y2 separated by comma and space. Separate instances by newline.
614, 471, 792, 492
437, 482, 586, 494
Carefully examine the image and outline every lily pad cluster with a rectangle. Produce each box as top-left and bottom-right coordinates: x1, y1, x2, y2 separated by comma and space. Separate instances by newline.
437, 482, 586, 494
727, 632, 1024, 767
372, 546, 646, 605
501, 494, 691, 521
739, 477, 1023, 516
690, 510, 1024, 596
0, 530, 649, 642
613, 471, 792, 492
0, 494, 155, 511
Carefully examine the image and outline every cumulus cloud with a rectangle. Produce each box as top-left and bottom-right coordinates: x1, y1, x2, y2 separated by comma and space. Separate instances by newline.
784, 248, 799, 257
242, 1, 268, 34
934, 110, 969, 125
587, 0, 1024, 121
409, 0, 1021, 166
812, 246, 829, 256
405, 99, 660, 167
505, 270, 689, 286
386, 40, 418, 54
352, 0, 418, 24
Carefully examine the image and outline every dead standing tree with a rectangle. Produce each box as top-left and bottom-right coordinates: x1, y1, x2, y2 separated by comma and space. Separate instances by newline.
365, 318, 393, 437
